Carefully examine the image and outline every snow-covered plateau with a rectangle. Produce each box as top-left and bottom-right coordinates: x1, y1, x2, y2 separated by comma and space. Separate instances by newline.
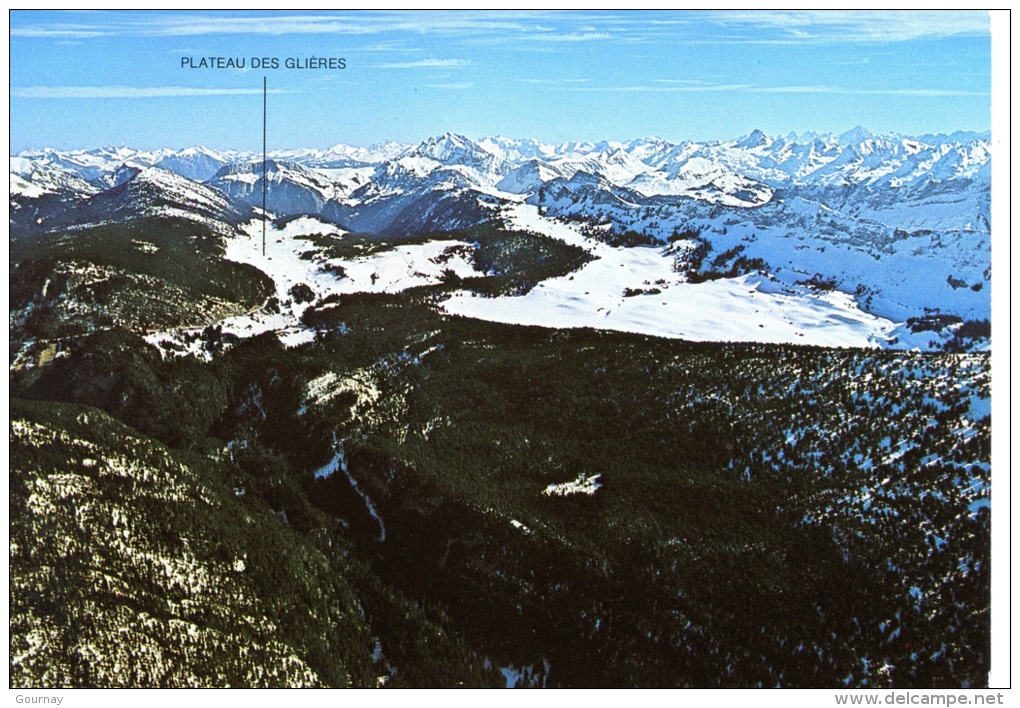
444, 204, 899, 348
12, 127, 992, 353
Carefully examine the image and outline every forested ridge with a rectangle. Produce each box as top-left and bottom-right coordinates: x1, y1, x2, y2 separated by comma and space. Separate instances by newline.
10, 281, 990, 687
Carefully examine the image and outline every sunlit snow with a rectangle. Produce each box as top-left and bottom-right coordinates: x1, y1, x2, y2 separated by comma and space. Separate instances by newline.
543, 472, 602, 497
215, 216, 476, 346
443, 204, 897, 348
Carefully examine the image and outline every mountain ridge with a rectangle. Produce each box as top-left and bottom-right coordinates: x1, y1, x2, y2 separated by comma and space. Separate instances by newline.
10, 127, 992, 354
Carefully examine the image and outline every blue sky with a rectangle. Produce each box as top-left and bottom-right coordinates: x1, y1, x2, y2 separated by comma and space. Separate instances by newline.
9, 10, 993, 151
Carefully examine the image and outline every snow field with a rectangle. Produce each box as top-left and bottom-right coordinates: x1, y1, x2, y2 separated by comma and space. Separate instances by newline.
444, 205, 898, 348
217, 216, 476, 346
148, 202, 959, 354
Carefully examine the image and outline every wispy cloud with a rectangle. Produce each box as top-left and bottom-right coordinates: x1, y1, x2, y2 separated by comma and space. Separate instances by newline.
10, 14, 359, 38
11, 11, 541, 39
705, 10, 989, 43
522, 32, 610, 42
517, 78, 590, 85
425, 82, 474, 90
566, 83, 754, 93
351, 40, 422, 53
653, 79, 719, 85
753, 85, 988, 96
10, 25, 112, 39
11, 10, 990, 47
12, 85, 293, 99
565, 81, 988, 97
153, 15, 387, 36
151, 12, 542, 37
372, 58, 470, 70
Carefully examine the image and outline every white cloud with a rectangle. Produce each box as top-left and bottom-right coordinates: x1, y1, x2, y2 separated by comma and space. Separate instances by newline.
12, 85, 293, 99
10, 26, 112, 38
752, 85, 989, 97
517, 78, 590, 85
706, 10, 989, 43
425, 82, 474, 90
567, 83, 754, 93
372, 58, 470, 70
12, 11, 542, 40
147, 15, 377, 36
522, 32, 611, 42
566, 82, 988, 97
11, 10, 990, 47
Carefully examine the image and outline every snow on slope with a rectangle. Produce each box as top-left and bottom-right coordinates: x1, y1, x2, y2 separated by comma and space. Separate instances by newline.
120, 128, 986, 354
139, 202, 924, 353
145, 216, 337, 351
131, 167, 235, 216
150, 201, 903, 352
329, 241, 477, 294
147, 215, 479, 349
10, 173, 47, 198
443, 204, 897, 348
10, 157, 99, 199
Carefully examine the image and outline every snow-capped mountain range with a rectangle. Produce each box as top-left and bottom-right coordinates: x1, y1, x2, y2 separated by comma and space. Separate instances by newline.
13, 127, 990, 211
10, 127, 992, 353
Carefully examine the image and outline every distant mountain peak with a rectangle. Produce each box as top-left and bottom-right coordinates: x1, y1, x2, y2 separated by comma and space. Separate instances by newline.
111, 163, 144, 187
419, 132, 473, 149
838, 125, 882, 146
736, 129, 772, 149
404, 133, 505, 176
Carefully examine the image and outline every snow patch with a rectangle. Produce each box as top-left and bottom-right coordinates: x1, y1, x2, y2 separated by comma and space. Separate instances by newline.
543, 472, 602, 497
510, 519, 532, 534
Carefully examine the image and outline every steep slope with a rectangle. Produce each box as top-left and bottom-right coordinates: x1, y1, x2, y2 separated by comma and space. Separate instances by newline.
14, 130, 990, 236
155, 293, 994, 687
17, 288, 989, 688
15, 146, 153, 183
209, 159, 342, 216
10, 215, 274, 356
10, 159, 100, 236
628, 155, 772, 205
8, 126, 995, 690
496, 160, 573, 195
153, 146, 234, 181
10, 396, 500, 688
10, 398, 366, 687
409, 132, 506, 177
17, 166, 252, 236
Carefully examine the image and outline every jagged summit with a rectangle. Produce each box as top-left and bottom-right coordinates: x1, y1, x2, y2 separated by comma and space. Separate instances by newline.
11, 128, 992, 256
736, 128, 772, 149
407, 132, 504, 172
209, 159, 340, 215
838, 125, 883, 146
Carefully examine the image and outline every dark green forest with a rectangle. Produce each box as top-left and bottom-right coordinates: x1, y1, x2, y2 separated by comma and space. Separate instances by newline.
10, 280, 991, 688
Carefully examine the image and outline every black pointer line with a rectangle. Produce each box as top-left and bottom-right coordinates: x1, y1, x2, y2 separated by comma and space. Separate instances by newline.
261, 74, 265, 256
